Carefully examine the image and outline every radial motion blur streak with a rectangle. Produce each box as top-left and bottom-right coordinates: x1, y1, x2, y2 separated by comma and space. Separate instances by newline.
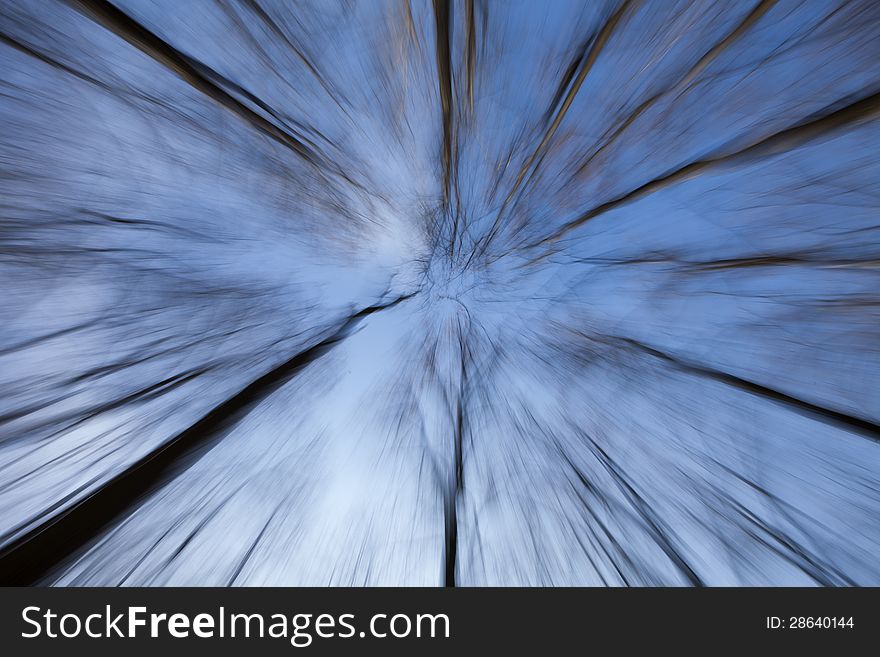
1, 0, 879, 585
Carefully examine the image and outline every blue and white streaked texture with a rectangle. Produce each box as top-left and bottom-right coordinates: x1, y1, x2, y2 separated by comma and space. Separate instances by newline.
1, 0, 879, 586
